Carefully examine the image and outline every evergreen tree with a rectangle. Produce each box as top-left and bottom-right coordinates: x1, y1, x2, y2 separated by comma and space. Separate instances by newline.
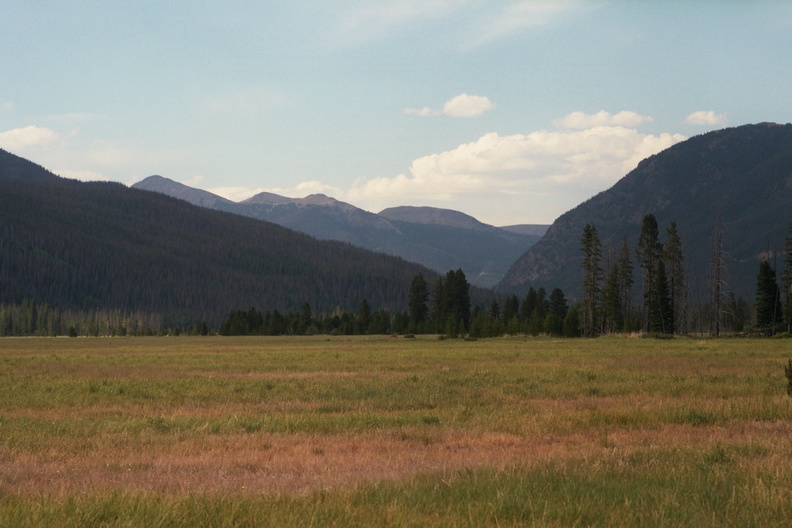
502, 295, 519, 322
664, 222, 686, 333
521, 287, 538, 323
488, 300, 501, 320
430, 277, 446, 332
636, 214, 664, 333
356, 299, 371, 334
445, 269, 471, 332
617, 237, 635, 331
562, 305, 581, 337
755, 259, 783, 332
580, 224, 603, 337
648, 260, 673, 333
408, 273, 429, 330
547, 287, 568, 335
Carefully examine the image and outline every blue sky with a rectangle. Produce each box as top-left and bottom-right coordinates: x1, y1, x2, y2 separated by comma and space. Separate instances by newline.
2, 1, 791, 225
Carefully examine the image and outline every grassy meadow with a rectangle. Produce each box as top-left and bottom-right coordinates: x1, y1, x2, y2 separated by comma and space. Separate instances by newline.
0, 335, 791, 526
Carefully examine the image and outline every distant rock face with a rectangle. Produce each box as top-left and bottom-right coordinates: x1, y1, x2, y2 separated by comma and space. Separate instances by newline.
132, 177, 544, 288
499, 123, 792, 301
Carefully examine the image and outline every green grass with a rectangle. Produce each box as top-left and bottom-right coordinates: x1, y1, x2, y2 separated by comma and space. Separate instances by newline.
1, 335, 791, 526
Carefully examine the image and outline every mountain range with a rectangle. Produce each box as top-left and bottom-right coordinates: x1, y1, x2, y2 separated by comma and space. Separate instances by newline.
500, 122, 792, 303
132, 177, 546, 288
0, 149, 454, 325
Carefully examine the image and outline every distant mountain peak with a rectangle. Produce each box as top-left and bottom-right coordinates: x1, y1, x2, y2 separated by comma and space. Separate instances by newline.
379, 205, 490, 230
241, 191, 292, 205
132, 175, 234, 208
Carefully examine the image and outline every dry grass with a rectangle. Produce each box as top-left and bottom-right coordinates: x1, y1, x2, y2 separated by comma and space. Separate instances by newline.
3, 422, 790, 496
1, 335, 791, 525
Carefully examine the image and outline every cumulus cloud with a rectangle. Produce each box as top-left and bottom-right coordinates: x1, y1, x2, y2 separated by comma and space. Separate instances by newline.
0, 125, 59, 151
406, 93, 495, 118
554, 110, 653, 130
685, 110, 727, 126
341, 119, 684, 223
442, 93, 495, 117
214, 112, 686, 224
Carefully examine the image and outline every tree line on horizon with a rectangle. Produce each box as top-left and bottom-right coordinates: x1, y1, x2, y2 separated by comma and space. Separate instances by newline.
2, 216, 790, 339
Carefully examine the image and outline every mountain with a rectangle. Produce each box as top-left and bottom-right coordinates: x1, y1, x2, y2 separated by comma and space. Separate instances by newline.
0, 149, 442, 325
499, 123, 792, 302
133, 178, 545, 288
379, 206, 491, 230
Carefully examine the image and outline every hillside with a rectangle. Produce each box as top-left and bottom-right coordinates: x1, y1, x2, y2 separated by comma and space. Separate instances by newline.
133, 178, 544, 288
499, 123, 792, 302
0, 149, 441, 325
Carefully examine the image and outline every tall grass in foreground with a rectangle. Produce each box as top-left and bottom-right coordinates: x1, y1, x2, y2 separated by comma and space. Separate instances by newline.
1, 335, 791, 526
2, 450, 790, 527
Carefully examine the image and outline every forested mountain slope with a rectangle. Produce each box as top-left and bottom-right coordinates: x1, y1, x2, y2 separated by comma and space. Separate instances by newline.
499, 123, 792, 302
0, 149, 439, 325
133, 178, 543, 288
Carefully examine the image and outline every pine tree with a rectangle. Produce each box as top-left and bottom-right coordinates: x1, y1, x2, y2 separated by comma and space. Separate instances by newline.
408, 273, 429, 330
617, 237, 635, 331
356, 299, 371, 334
649, 260, 673, 334
580, 224, 603, 337
664, 222, 686, 333
636, 214, 663, 333
755, 259, 783, 333
445, 269, 471, 332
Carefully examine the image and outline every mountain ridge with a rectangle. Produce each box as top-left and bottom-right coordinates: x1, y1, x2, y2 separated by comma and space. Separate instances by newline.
499, 122, 792, 302
133, 177, 546, 287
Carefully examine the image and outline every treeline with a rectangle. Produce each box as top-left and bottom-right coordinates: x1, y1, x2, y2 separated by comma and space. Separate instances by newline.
0, 268, 576, 338
217, 268, 577, 338
578, 215, 792, 337
0, 300, 172, 337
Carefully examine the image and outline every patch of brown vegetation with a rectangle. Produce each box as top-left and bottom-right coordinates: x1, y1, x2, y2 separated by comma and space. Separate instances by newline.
3, 421, 790, 497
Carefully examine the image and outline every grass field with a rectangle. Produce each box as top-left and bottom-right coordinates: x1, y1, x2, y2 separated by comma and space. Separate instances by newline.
1, 335, 791, 526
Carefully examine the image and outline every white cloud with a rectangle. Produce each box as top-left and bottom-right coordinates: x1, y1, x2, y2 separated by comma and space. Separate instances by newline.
685, 110, 727, 126
0, 101, 14, 112
340, 120, 685, 223
406, 93, 495, 118
212, 113, 686, 224
0, 125, 59, 151
554, 110, 653, 130
442, 93, 495, 118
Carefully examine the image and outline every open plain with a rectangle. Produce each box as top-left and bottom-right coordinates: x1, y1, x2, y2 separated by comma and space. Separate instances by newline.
1, 335, 791, 526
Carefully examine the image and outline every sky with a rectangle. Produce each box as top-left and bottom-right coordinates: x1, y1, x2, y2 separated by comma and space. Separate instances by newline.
2, 1, 791, 226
